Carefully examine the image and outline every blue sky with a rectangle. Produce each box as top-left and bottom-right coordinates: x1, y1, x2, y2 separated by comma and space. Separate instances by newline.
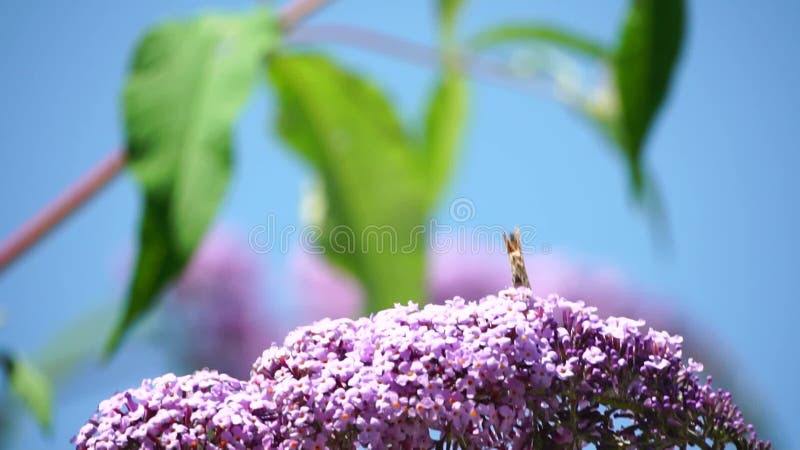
0, 0, 798, 447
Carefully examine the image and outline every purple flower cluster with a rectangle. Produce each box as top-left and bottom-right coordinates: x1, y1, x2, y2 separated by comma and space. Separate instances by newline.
75, 288, 770, 449
73, 370, 269, 449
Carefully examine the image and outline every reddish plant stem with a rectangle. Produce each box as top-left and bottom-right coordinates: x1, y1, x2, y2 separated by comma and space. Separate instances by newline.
0, 0, 332, 274
278, 0, 332, 28
0, 151, 127, 271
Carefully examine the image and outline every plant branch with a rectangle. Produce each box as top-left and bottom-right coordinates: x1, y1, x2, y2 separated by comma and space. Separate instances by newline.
0, 0, 333, 274
278, 0, 333, 28
0, 151, 126, 272
287, 23, 552, 94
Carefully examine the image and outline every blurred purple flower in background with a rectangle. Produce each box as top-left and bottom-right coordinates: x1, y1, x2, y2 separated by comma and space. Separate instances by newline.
429, 250, 678, 330
167, 228, 276, 379
288, 251, 363, 324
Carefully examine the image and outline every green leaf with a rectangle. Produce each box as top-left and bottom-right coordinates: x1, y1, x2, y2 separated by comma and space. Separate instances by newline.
470, 23, 608, 59
427, 0, 469, 199
438, 0, 466, 37
105, 197, 180, 355
468, 2, 683, 207
106, 9, 279, 356
421, 71, 468, 208
613, 0, 685, 193
269, 54, 430, 312
3, 355, 52, 432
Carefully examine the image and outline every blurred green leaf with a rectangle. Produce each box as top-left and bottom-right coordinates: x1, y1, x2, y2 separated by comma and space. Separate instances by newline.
470, 23, 607, 58
3, 355, 52, 432
614, 0, 685, 193
438, 0, 465, 37
106, 9, 279, 356
270, 54, 435, 312
426, 0, 469, 204
106, 197, 178, 355
470, 1, 684, 202
421, 72, 468, 208
36, 305, 112, 379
